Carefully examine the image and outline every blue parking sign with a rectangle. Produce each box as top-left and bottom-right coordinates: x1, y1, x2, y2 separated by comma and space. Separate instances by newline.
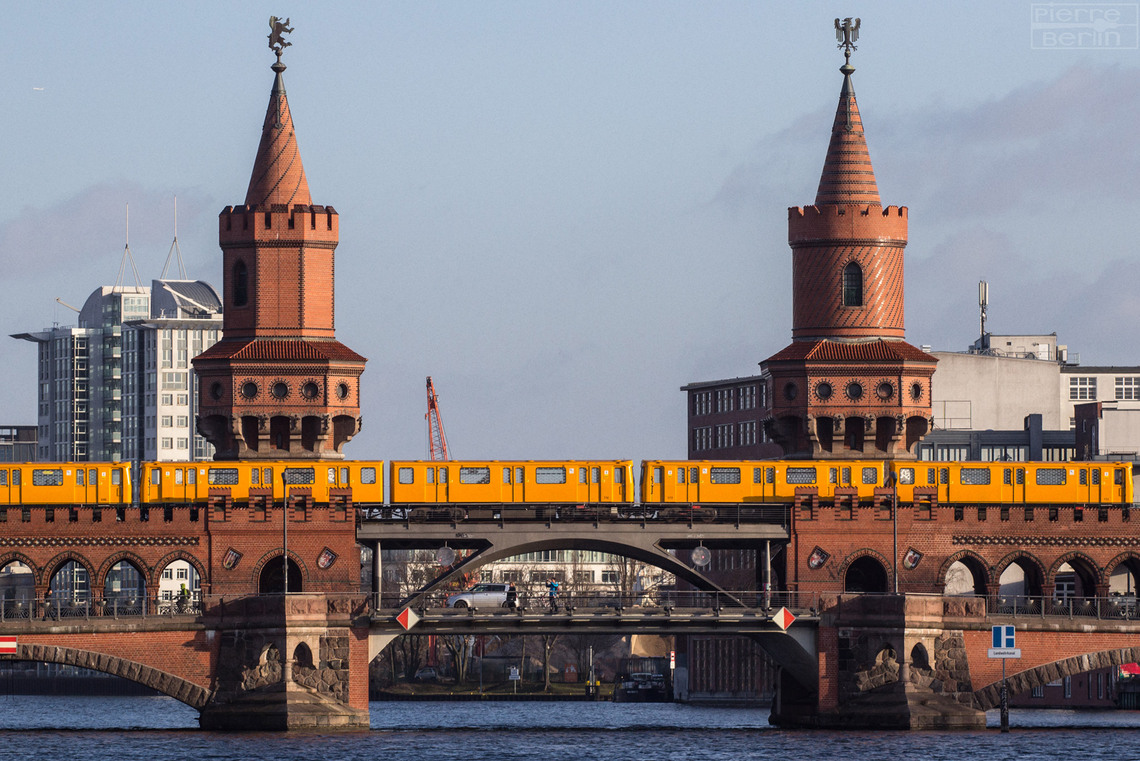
992, 625, 1015, 649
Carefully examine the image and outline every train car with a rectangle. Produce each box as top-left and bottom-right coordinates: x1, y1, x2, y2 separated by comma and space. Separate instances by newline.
891, 461, 1134, 506
388, 460, 635, 520
0, 462, 130, 506
141, 460, 384, 506
640, 460, 888, 508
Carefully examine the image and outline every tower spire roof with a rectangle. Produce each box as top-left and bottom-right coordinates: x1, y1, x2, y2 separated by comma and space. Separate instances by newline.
814, 62, 881, 206
245, 60, 312, 207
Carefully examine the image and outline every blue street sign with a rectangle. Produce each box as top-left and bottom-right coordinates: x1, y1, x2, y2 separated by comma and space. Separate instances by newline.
992, 625, 1015, 649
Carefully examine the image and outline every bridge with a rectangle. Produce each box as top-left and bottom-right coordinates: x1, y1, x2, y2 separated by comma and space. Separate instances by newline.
3, 495, 1140, 729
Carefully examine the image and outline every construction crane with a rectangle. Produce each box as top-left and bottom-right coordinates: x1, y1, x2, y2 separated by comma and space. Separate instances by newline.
425, 376, 450, 461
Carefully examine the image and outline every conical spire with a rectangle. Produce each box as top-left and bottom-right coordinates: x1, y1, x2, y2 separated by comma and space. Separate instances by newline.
245, 61, 312, 207
814, 63, 880, 206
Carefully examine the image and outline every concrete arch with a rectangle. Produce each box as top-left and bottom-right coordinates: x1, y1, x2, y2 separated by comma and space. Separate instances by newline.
937, 550, 990, 594
402, 535, 741, 609
151, 550, 208, 591
1048, 551, 1104, 596
973, 646, 1140, 710
12, 642, 212, 709
95, 552, 151, 593
838, 548, 893, 594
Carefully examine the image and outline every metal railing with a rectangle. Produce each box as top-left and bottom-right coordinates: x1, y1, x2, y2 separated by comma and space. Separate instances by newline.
380, 589, 820, 615
0, 595, 204, 623
359, 503, 790, 528
988, 594, 1140, 621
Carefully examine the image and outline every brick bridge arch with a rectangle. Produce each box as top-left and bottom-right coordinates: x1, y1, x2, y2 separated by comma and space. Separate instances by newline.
11, 642, 212, 709
972, 646, 1140, 710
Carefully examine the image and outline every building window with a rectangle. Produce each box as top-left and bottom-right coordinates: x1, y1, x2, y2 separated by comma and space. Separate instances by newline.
739, 420, 757, 446
233, 260, 249, 307
693, 426, 712, 452
693, 391, 712, 416
842, 262, 863, 307
716, 389, 733, 413
715, 424, 734, 449
739, 385, 756, 410
1116, 377, 1140, 400
1069, 377, 1097, 400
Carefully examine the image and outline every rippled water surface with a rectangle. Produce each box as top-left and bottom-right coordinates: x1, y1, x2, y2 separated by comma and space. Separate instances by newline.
0, 696, 1138, 760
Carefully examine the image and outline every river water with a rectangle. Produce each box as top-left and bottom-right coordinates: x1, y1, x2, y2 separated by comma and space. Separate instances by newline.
0, 696, 1137, 760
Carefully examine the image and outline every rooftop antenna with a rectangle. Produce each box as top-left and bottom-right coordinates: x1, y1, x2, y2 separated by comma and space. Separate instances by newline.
979, 280, 989, 346
160, 196, 188, 280
114, 203, 144, 293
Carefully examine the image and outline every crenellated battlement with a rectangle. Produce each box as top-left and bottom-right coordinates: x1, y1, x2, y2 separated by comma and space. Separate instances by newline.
788, 203, 907, 243
219, 203, 338, 244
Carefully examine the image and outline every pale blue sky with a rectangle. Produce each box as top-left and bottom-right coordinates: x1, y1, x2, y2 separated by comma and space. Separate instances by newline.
3, 2, 1139, 460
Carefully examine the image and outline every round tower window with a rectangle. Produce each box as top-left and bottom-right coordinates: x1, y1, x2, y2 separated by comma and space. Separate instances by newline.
241, 381, 259, 399
783, 382, 798, 401
337, 382, 350, 400
815, 382, 833, 400
208, 382, 224, 401
272, 382, 289, 399
302, 381, 320, 400
877, 382, 894, 400
846, 382, 864, 400
911, 382, 924, 400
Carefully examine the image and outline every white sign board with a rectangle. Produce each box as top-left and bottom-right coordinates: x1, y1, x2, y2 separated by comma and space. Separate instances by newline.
988, 625, 1021, 659
509, 666, 521, 681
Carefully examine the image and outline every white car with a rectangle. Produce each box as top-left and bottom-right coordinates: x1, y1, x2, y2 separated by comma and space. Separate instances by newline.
446, 583, 510, 608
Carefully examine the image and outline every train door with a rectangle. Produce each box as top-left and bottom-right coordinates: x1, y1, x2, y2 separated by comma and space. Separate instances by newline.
999, 466, 1027, 504
0, 467, 7, 506
103, 467, 125, 504
651, 464, 665, 503
437, 465, 449, 503
1109, 466, 1128, 504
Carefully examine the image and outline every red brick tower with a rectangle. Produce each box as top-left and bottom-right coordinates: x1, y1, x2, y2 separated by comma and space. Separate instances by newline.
760, 54, 935, 459
194, 51, 366, 460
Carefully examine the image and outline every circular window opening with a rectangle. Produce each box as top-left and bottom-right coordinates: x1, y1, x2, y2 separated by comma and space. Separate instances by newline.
846, 382, 864, 400
241, 381, 259, 399
877, 382, 894, 400
302, 382, 320, 400
337, 383, 350, 400
815, 382, 833, 400
208, 382, 224, 401
272, 382, 289, 399
911, 382, 924, 400
783, 383, 798, 401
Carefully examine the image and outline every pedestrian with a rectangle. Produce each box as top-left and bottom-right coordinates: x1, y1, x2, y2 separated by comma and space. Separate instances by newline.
42, 587, 54, 621
506, 581, 518, 610
547, 578, 560, 612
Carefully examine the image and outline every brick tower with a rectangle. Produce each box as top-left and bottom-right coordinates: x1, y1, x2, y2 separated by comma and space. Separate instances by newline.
760, 51, 935, 459
194, 48, 366, 460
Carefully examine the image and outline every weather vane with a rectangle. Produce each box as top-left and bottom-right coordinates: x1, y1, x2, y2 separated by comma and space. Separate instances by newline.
834, 17, 860, 63
268, 16, 294, 62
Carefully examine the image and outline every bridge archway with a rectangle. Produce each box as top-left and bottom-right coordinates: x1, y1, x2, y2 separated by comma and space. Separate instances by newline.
47, 557, 93, 605
940, 551, 988, 595
1106, 552, 1140, 598
1049, 552, 1102, 599
258, 555, 303, 594
973, 646, 1140, 710
8, 642, 211, 709
995, 552, 1045, 603
843, 554, 889, 594
0, 557, 35, 610
103, 559, 147, 613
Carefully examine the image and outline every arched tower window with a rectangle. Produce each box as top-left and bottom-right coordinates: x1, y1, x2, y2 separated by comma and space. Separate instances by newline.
233, 260, 249, 307
842, 262, 863, 307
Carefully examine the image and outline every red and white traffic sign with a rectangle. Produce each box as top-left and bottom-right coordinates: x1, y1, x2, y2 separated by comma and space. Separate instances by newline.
396, 608, 420, 631
0, 637, 17, 655
773, 607, 796, 631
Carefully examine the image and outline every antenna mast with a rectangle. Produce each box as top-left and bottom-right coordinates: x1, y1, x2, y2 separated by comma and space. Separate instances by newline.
979, 280, 989, 346
426, 376, 450, 461
160, 196, 188, 280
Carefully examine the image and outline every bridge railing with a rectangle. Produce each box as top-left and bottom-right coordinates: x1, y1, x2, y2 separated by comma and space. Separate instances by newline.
360, 503, 789, 528
988, 595, 1140, 621
0, 595, 204, 624
380, 588, 820, 614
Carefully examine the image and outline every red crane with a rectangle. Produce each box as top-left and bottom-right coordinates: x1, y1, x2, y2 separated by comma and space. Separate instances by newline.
425, 376, 450, 461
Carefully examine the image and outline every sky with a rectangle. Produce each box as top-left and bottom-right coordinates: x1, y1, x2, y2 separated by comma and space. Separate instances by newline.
2, 2, 1139, 461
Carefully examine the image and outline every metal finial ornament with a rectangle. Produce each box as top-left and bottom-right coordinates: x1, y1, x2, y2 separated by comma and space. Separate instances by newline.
834, 17, 860, 63
268, 16, 294, 62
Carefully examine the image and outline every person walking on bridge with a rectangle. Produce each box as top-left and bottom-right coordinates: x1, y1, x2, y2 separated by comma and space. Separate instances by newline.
547, 578, 560, 612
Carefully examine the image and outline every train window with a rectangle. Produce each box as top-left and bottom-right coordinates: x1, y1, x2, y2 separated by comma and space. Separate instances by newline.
398, 468, 414, 485
766, 467, 775, 484
460, 467, 491, 485
578, 468, 587, 484
960, 468, 991, 486
786, 467, 817, 484
927, 468, 935, 485
1003, 469, 1011, 485
361, 468, 377, 485
503, 467, 511, 484
1093, 469, 1100, 485
427, 468, 434, 484
862, 468, 877, 485
615, 466, 625, 483
829, 468, 837, 484
0, 470, 6, 486
209, 469, 239, 485
284, 468, 315, 485
753, 468, 763, 484
328, 468, 337, 485
653, 467, 662, 484
251, 468, 260, 485
188, 469, 196, 485
263, 468, 273, 485
690, 467, 698, 484
150, 469, 161, 485
111, 470, 121, 486
536, 467, 567, 484
516, 467, 524, 484
940, 468, 949, 485
678, 468, 685, 484
842, 467, 851, 484
1017, 468, 1025, 485
592, 467, 600, 484
175, 469, 184, 485
439, 468, 448, 483
710, 467, 741, 484
11, 470, 18, 485
77, 469, 85, 486
1036, 468, 1067, 486
1080, 469, 1088, 486
33, 469, 64, 486
1117, 469, 1126, 485
340, 468, 348, 484
898, 468, 914, 485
